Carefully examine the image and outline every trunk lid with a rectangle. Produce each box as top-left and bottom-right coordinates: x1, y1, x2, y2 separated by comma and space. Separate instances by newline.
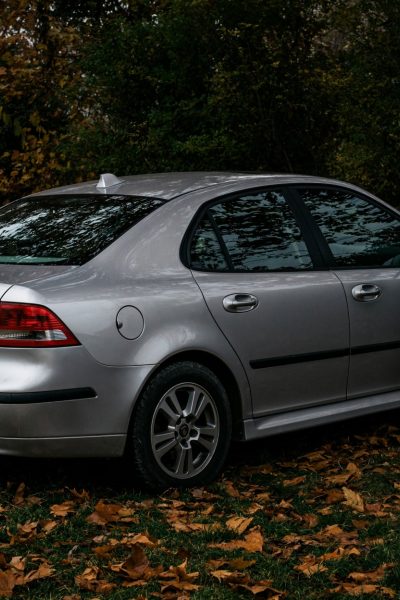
0, 265, 78, 299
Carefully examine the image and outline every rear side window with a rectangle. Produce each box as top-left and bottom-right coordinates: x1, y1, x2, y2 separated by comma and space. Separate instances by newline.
0, 194, 164, 265
189, 190, 313, 271
300, 188, 400, 267
190, 216, 228, 271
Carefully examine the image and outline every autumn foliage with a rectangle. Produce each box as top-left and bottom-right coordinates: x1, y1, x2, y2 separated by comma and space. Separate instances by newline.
0, 420, 399, 598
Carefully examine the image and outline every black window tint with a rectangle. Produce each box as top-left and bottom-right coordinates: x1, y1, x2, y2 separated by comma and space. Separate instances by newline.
190, 215, 228, 271
0, 194, 164, 265
208, 190, 313, 271
301, 188, 400, 268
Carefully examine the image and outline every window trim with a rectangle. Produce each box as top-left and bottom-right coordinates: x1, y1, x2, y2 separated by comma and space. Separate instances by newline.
291, 184, 400, 270
181, 185, 326, 273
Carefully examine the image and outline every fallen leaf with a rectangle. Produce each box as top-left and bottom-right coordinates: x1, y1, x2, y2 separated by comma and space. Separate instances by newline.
330, 583, 396, 597
238, 581, 283, 597
294, 555, 328, 577
320, 546, 360, 561
159, 559, 200, 593
207, 558, 256, 570
301, 514, 319, 528
224, 481, 241, 497
343, 487, 365, 512
210, 570, 249, 584
283, 475, 306, 486
110, 544, 162, 581
67, 488, 90, 502
13, 483, 26, 506
9, 556, 25, 572
226, 516, 253, 535
50, 501, 76, 518
246, 503, 264, 515
0, 571, 16, 598
210, 526, 264, 552
348, 563, 393, 584
23, 561, 54, 583
75, 566, 116, 593
325, 462, 362, 486
39, 520, 58, 535
86, 500, 135, 525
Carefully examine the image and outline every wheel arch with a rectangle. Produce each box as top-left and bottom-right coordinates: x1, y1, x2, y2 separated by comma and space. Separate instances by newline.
130, 350, 245, 440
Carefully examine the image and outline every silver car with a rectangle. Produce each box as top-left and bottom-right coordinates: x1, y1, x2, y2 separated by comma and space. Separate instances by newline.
0, 172, 399, 488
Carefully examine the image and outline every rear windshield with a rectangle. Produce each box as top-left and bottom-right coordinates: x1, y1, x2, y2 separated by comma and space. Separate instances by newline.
0, 194, 164, 265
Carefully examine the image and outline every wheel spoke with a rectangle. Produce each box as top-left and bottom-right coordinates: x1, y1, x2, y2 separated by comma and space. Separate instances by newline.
153, 434, 178, 459
197, 425, 217, 439
173, 445, 194, 476
158, 391, 182, 424
197, 437, 213, 451
184, 387, 203, 417
153, 429, 175, 446
192, 394, 209, 420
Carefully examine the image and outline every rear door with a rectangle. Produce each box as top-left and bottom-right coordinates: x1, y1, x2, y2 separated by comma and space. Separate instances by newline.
297, 186, 400, 400
188, 188, 350, 417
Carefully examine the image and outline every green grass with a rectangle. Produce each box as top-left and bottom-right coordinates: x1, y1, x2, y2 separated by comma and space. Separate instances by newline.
0, 411, 400, 599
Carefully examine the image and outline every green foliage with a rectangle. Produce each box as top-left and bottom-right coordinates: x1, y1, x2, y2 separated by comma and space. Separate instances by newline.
1, 0, 400, 206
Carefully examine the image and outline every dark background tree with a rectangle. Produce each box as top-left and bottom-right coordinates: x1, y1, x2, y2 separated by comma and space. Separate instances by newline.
1, 0, 399, 205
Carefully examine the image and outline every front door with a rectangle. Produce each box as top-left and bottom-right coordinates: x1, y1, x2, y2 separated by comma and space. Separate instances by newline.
298, 186, 400, 400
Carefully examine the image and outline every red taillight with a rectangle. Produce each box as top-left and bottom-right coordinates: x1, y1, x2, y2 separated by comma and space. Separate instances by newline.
0, 303, 80, 347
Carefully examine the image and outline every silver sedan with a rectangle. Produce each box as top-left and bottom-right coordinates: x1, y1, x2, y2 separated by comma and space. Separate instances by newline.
0, 172, 399, 488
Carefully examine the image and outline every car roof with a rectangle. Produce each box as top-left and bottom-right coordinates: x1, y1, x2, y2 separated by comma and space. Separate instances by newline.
27, 171, 363, 201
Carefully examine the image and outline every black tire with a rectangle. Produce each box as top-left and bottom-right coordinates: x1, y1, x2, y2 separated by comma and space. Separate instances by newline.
129, 361, 232, 490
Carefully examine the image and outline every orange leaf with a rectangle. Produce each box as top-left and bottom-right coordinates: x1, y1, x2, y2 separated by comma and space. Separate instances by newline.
294, 555, 328, 577
75, 566, 115, 593
226, 516, 253, 535
23, 561, 54, 583
109, 544, 161, 581
9, 556, 25, 572
210, 570, 249, 584
238, 581, 283, 597
50, 501, 76, 518
320, 547, 360, 561
86, 500, 135, 525
210, 526, 264, 552
342, 487, 365, 512
0, 571, 16, 597
282, 475, 306, 486
159, 559, 199, 583
348, 563, 393, 584
224, 481, 241, 497
330, 583, 396, 597
302, 514, 319, 528
207, 558, 256, 570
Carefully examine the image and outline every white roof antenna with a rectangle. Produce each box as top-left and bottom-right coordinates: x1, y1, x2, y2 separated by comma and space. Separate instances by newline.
96, 173, 124, 189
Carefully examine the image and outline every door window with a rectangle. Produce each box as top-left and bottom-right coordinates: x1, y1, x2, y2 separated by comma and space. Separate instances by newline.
190, 215, 228, 271
190, 190, 313, 271
300, 188, 400, 267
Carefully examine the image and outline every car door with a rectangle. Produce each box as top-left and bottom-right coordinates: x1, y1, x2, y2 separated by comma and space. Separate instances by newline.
188, 187, 350, 417
297, 186, 400, 400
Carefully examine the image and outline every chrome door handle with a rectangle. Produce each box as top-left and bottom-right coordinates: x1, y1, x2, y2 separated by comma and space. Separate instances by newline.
352, 284, 382, 302
223, 293, 258, 312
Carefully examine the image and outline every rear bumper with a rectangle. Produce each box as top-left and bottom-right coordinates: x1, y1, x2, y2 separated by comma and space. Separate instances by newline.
0, 346, 154, 456
0, 434, 126, 457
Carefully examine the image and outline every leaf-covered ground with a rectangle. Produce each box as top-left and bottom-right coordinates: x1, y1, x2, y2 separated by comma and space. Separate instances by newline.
0, 411, 399, 599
